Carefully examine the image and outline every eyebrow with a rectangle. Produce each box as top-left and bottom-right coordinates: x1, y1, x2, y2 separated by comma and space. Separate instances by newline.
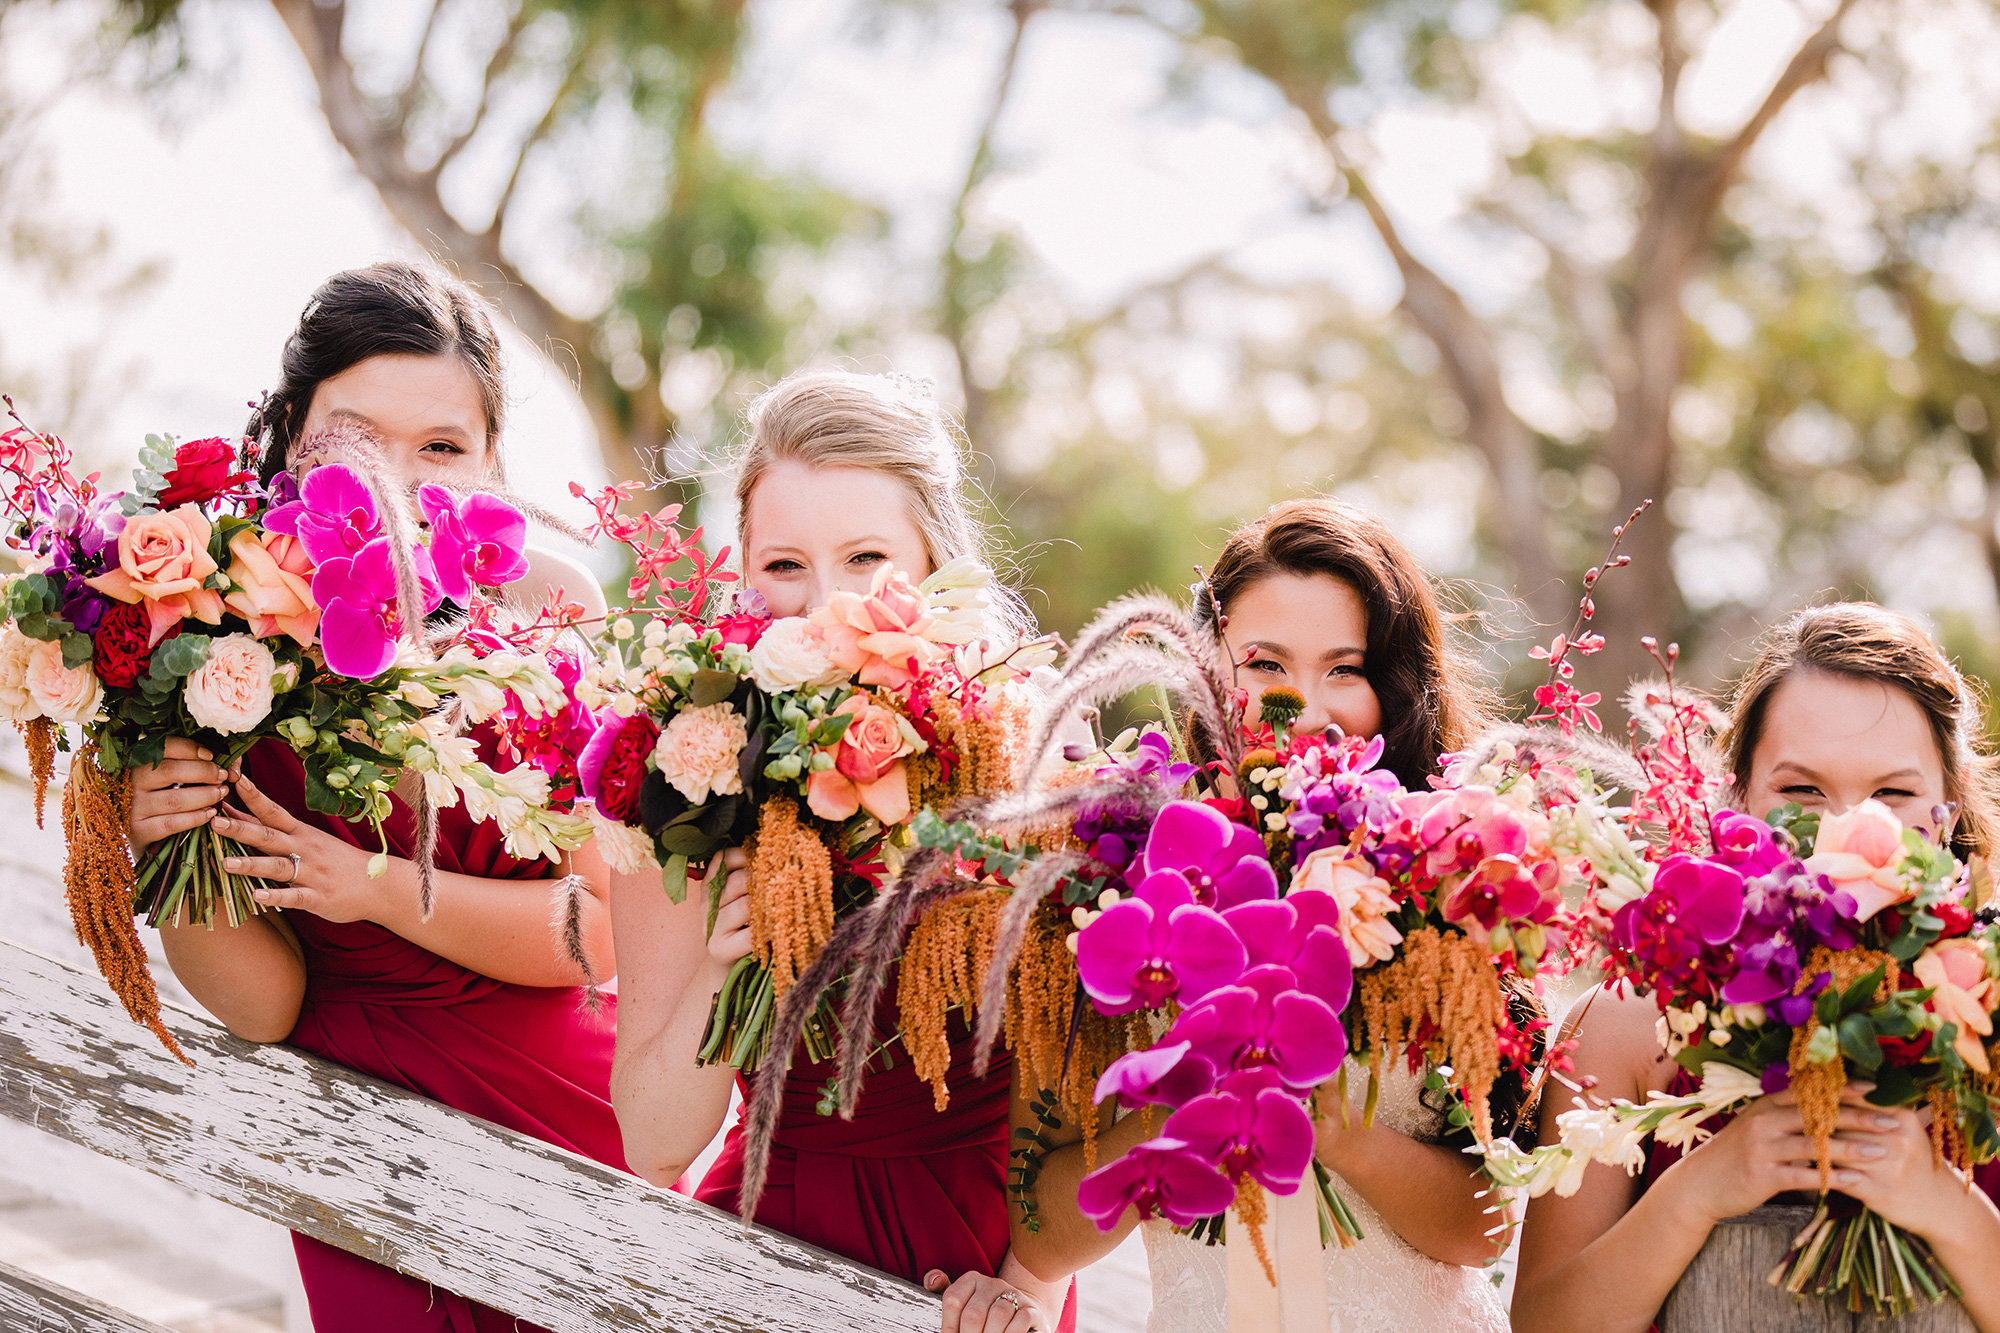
325, 407, 473, 441
1768, 761, 1926, 784
1243, 641, 1366, 661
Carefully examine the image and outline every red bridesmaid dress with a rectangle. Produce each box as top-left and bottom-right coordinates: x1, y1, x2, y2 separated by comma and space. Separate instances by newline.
241, 741, 627, 1333
695, 983, 1080, 1331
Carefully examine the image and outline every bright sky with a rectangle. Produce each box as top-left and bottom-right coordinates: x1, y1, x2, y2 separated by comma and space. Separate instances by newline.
5, 0, 1997, 599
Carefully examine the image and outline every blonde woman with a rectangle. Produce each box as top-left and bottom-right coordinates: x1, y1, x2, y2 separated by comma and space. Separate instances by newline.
608, 371, 1071, 1333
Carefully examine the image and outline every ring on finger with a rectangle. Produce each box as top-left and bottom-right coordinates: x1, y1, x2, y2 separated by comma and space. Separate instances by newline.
284, 852, 300, 884
995, 1290, 1020, 1309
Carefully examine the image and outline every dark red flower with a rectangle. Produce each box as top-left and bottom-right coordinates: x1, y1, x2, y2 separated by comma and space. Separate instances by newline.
1933, 900, 1975, 939
1877, 1032, 1932, 1067
158, 437, 252, 508
91, 598, 173, 688
579, 713, 661, 822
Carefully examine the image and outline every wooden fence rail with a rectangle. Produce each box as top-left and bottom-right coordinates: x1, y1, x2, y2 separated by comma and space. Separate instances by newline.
0, 935, 939, 1332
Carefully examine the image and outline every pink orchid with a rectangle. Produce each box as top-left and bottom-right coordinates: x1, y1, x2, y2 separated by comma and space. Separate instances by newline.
1166, 963, 1347, 1092
1137, 801, 1278, 910
1221, 891, 1354, 1012
809, 565, 944, 688
264, 464, 384, 565
1075, 870, 1247, 1014
1163, 1067, 1317, 1192
1093, 1041, 1220, 1108
312, 537, 442, 678
1419, 787, 1537, 878
1804, 800, 1910, 923
1075, 1138, 1238, 1231
418, 485, 529, 604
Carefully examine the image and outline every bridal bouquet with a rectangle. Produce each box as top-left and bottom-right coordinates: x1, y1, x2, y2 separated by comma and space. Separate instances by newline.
1482, 784, 1999, 1313
570, 481, 1054, 1071
0, 408, 590, 1055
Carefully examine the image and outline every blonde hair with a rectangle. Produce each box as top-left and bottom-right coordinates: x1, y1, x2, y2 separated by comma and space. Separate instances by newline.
733, 369, 1030, 633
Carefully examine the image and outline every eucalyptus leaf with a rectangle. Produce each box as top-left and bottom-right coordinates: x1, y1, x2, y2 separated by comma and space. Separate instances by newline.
689, 668, 740, 708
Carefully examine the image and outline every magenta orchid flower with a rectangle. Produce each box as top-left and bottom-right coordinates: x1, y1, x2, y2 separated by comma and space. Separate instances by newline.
1138, 801, 1278, 909
1440, 854, 1562, 938
312, 537, 442, 678
1163, 1067, 1316, 1192
1222, 892, 1353, 1013
264, 464, 384, 566
1167, 963, 1347, 1092
1076, 870, 1247, 1014
418, 484, 530, 604
1074, 1137, 1238, 1231
1419, 787, 1533, 878
1094, 1041, 1220, 1108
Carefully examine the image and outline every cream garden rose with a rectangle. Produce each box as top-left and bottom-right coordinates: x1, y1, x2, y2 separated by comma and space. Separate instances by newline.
1292, 845, 1405, 965
24, 639, 103, 723
747, 617, 846, 693
183, 634, 278, 734
0, 625, 40, 720
653, 702, 749, 803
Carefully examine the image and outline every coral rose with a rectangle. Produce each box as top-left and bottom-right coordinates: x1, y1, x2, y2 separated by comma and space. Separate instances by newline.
1912, 939, 1995, 1073
810, 565, 943, 689
84, 504, 225, 646
806, 693, 917, 825
24, 639, 103, 723
1291, 846, 1404, 966
652, 702, 748, 804
1804, 799, 1910, 923
223, 529, 319, 647
183, 634, 278, 735
0, 625, 39, 719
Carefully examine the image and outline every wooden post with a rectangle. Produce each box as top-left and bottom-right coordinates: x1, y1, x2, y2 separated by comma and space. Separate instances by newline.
0, 936, 940, 1332
0, 1255, 178, 1333
1657, 1205, 1976, 1333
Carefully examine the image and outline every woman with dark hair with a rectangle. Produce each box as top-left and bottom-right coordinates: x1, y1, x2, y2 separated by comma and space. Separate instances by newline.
1009, 497, 1517, 1333
1513, 603, 2000, 1333
121, 261, 622, 1333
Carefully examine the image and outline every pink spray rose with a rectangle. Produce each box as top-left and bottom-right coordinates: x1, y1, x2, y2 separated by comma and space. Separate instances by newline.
84, 504, 226, 646
1291, 846, 1403, 966
1804, 800, 1910, 923
1911, 940, 1995, 1073
806, 693, 917, 825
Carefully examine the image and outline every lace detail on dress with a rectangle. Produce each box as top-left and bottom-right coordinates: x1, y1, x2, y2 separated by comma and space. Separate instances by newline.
1139, 1058, 1508, 1333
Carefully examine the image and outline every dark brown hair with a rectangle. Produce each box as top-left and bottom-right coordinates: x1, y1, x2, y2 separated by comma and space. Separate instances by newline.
248, 261, 506, 482
1722, 603, 1999, 860
1195, 497, 1495, 790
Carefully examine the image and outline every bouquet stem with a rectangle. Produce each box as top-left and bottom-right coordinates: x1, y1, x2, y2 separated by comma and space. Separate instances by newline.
1771, 1195, 1962, 1316
133, 823, 274, 928
698, 954, 839, 1072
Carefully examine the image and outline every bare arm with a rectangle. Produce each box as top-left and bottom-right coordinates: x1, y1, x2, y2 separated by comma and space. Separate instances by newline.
608, 850, 746, 1188
1008, 1075, 1153, 1284
1511, 986, 1839, 1333
1313, 1107, 1509, 1267
157, 910, 309, 1043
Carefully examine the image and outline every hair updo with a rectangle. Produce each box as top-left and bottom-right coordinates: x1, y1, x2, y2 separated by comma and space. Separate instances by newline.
732, 369, 1030, 634
1722, 602, 2000, 861
249, 260, 507, 482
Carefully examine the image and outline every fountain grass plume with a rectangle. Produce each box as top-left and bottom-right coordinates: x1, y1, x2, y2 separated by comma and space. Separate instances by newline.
969, 849, 1088, 1074
1452, 722, 1653, 796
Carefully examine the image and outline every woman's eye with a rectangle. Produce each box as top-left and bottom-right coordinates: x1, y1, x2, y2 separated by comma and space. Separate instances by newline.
762, 559, 803, 575
847, 551, 887, 567
1778, 785, 1824, 799
420, 440, 465, 457
1246, 659, 1285, 675
1875, 788, 1917, 800
1330, 664, 1365, 680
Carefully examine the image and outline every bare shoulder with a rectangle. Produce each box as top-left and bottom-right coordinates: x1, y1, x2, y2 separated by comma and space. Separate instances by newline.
1559, 982, 1681, 1106
516, 546, 608, 620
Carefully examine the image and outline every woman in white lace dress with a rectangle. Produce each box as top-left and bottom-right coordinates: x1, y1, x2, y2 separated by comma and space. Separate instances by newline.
1007, 499, 1527, 1332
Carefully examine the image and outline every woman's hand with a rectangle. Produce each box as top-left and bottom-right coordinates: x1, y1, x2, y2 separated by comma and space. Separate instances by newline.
703, 848, 753, 969
127, 737, 231, 859
1661, 1090, 1843, 1225
212, 773, 377, 922
923, 1269, 1050, 1333
1826, 1084, 1979, 1238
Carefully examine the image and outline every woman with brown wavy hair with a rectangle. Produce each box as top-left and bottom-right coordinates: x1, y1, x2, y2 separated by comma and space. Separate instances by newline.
1514, 603, 2000, 1333
1009, 497, 1518, 1333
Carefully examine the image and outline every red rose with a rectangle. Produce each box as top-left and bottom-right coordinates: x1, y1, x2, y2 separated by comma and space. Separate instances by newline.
1934, 900, 1975, 938
713, 611, 769, 648
1877, 1032, 1932, 1067
91, 598, 175, 688
158, 437, 252, 508
596, 714, 661, 822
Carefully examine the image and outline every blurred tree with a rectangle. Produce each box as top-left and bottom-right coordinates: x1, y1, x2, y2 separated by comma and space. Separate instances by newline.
105, 0, 872, 486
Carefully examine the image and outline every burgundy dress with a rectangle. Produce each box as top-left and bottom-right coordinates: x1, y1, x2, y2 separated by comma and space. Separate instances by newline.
696, 987, 1079, 1331
242, 742, 626, 1333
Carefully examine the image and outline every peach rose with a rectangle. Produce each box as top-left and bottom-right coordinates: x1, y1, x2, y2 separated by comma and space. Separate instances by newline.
84, 504, 225, 646
1292, 846, 1404, 966
1912, 940, 1995, 1074
223, 529, 319, 647
807, 693, 917, 825
0, 625, 38, 720
810, 565, 943, 689
1804, 800, 1910, 923
652, 702, 748, 803
183, 633, 277, 735
24, 638, 102, 723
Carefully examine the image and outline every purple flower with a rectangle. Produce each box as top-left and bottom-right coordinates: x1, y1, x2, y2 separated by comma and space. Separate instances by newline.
1712, 811, 1792, 878
1168, 964, 1347, 1091
1760, 1063, 1793, 1094
1282, 735, 1405, 857
1720, 932, 1801, 1005
1074, 795, 1155, 873
418, 485, 529, 603
265, 464, 384, 566
313, 537, 442, 678
1107, 730, 1199, 789
1074, 1138, 1238, 1231
1164, 1067, 1316, 1192
1772, 970, 1830, 1028
1076, 871, 1247, 1014
1139, 801, 1278, 909
1223, 893, 1353, 1013
1094, 1041, 1220, 1108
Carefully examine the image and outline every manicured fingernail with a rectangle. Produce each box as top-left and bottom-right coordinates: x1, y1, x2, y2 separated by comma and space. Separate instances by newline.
1874, 1114, 1899, 1129
223, 858, 241, 871
252, 892, 273, 904
1837, 1170, 1862, 1185
212, 817, 230, 831
196, 748, 212, 761
1857, 1142, 1886, 1158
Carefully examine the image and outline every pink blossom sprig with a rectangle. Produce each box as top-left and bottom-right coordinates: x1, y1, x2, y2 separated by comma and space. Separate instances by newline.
1626, 636, 1719, 855
1, 397, 98, 524
1527, 500, 1652, 737
570, 481, 737, 622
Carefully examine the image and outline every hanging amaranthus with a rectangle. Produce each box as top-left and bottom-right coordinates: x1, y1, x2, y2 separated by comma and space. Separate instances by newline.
1355, 927, 1505, 1142
62, 745, 185, 1063
1788, 945, 1899, 1188
748, 796, 835, 998
21, 717, 54, 825
900, 888, 1005, 1109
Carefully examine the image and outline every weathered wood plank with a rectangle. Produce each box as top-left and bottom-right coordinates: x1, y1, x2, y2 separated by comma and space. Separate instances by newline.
0, 936, 939, 1333
0, 1254, 176, 1333
1658, 1205, 1976, 1332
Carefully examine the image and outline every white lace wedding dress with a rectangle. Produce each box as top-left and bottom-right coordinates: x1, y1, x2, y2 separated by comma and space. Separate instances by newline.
1138, 1058, 1509, 1333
